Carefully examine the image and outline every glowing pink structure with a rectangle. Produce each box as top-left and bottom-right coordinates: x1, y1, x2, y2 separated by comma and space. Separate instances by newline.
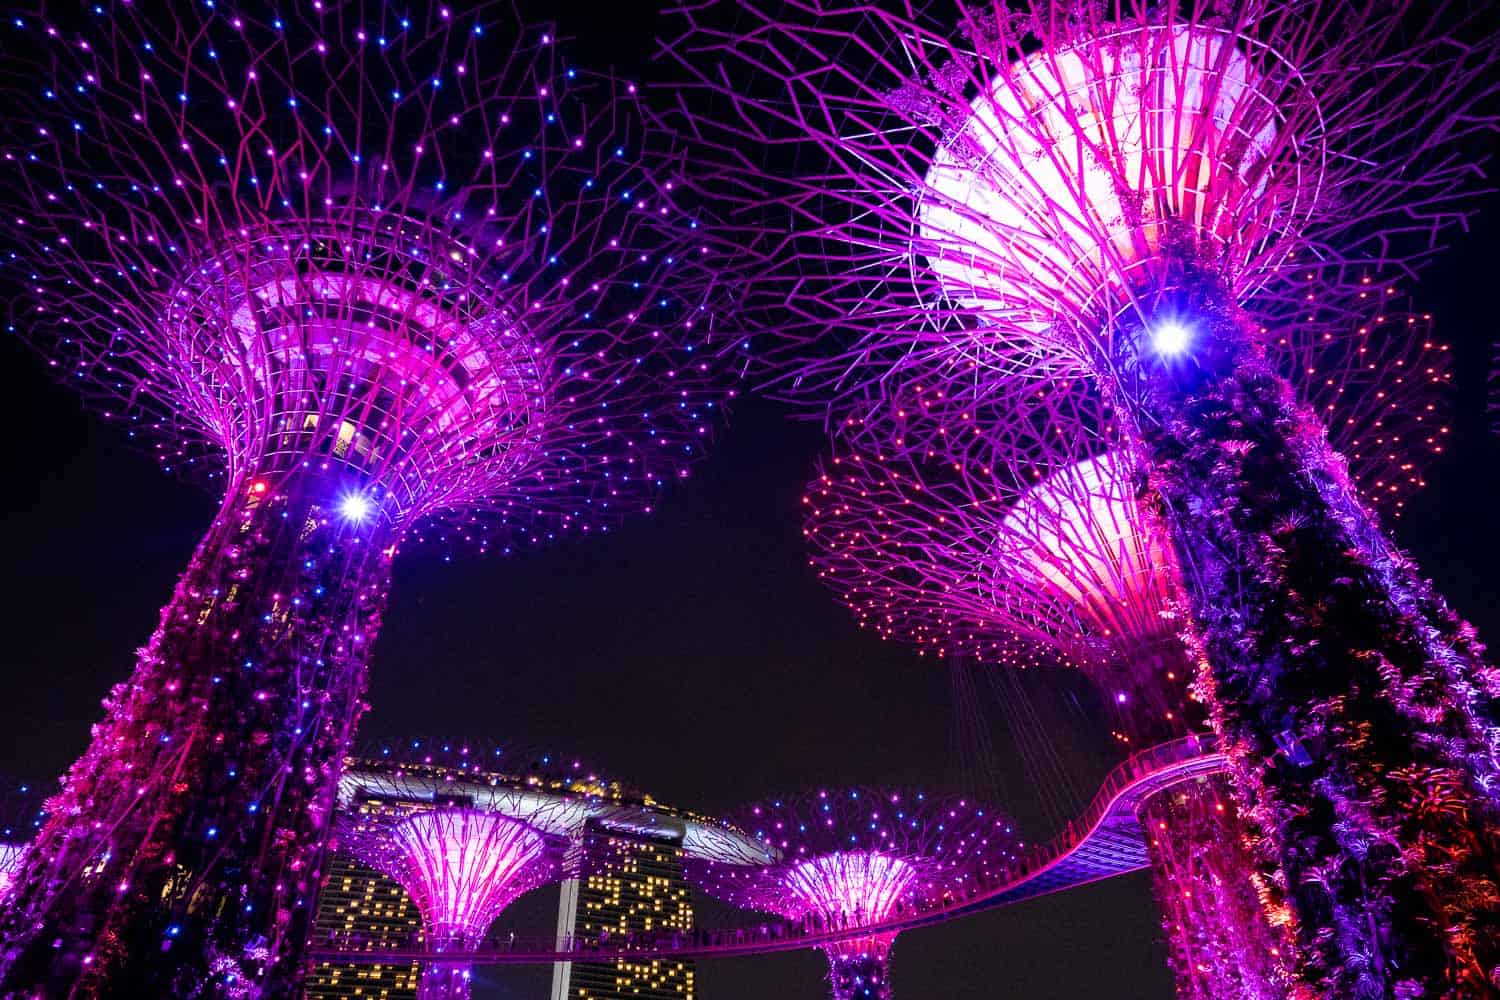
338, 801, 559, 1000
0, 846, 22, 904
328, 743, 771, 999
0, 3, 734, 995
805, 308, 1451, 725
688, 791, 1019, 1000
332, 745, 592, 1000
666, 2, 1500, 991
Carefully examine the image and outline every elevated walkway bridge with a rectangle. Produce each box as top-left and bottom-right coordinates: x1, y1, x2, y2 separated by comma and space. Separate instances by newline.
306, 734, 1228, 967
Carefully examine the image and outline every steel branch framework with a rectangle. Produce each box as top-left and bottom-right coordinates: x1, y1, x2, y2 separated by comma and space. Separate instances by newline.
660, 0, 1491, 418
323, 742, 770, 998
307, 736, 1225, 967
688, 790, 1019, 1000
0, 778, 45, 905
804, 305, 1452, 739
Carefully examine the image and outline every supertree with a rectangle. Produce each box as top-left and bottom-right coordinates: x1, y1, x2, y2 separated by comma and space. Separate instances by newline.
801, 309, 1452, 1000
0, 2, 736, 994
331, 741, 773, 1000
688, 790, 1018, 1000
663, 2, 1500, 993
334, 762, 573, 1000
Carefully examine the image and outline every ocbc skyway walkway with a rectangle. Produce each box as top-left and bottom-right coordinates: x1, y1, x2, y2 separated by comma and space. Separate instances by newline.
305, 733, 1228, 967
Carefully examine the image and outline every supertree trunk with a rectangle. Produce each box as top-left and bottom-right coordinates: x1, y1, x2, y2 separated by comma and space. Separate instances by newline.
825, 938, 894, 1000
1140, 776, 1292, 1000
0, 470, 395, 998
1125, 280, 1500, 997
412, 930, 484, 1000
417, 955, 474, 1000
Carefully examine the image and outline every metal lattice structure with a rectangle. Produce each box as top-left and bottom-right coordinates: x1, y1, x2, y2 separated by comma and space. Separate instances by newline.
806, 449, 1284, 996
303, 736, 1225, 968
688, 790, 1019, 1000
0, 3, 737, 994
661, 0, 1488, 424
804, 306, 1452, 741
664, 3, 1500, 993
335, 770, 571, 1000
1138, 779, 1291, 1000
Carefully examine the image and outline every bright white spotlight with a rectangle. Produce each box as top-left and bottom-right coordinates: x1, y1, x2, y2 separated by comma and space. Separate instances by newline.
1151, 321, 1192, 356
339, 493, 373, 523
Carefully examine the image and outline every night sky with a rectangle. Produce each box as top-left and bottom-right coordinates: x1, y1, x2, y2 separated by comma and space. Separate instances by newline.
3, 5, 1500, 999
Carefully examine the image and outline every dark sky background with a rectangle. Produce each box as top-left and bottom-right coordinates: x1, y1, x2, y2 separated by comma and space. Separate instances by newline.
3, 5, 1500, 999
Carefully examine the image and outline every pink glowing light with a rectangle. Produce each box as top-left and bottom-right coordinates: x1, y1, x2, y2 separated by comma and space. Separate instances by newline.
1142, 781, 1292, 1000
784, 852, 916, 927
661, 0, 1481, 465
688, 790, 1017, 930
918, 25, 1292, 340
803, 303, 1452, 680
995, 452, 1176, 651
169, 227, 553, 522
665, 3, 1497, 994
386, 811, 548, 944
803, 443, 1182, 676
340, 798, 561, 1000
690, 791, 1017, 1000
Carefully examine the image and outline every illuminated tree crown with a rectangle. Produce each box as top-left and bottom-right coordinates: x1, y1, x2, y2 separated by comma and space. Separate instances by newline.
5, 0, 736, 545
688, 789, 1019, 922
661, 0, 1490, 433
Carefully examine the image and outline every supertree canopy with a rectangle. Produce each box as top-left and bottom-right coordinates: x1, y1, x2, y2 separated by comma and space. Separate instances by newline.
688, 790, 1019, 1000
0, 3, 735, 995
805, 309, 1452, 744
665, 1, 1500, 993
335, 762, 572, 1000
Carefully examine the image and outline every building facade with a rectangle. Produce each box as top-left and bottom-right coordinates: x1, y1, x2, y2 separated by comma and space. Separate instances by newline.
551, 820, 697, 999
304, 853, 421, 1000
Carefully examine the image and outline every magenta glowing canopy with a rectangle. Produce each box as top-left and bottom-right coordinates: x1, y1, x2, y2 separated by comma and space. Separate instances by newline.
342, 807, 553, 947
0, 845, 24, 902
661, 0, 1488, 429
803, 311, 1453, 671
806, 445, 1167, 671
686, 789, 1018, 924
5, 1, 734, 545
914, 19, 1303, 354
687, 789, 1018, 1000
0, 5, 740, 992
333, 746, 590, 1000
0, 779, 42, 903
